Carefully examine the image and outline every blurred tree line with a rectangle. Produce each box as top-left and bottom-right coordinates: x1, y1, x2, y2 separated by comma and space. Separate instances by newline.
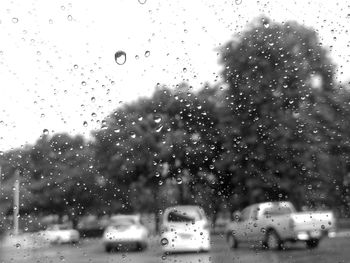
1, 17, 350, 230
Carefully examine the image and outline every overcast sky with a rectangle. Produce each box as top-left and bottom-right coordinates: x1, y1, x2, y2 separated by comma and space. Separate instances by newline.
0, 0, 349, 151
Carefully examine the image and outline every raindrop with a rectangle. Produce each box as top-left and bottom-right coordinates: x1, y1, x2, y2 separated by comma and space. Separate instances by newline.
235, 0, 242, 5
43, 129, 49, 135
130, 132, 136, 138
307, 185, 312, 190
91, 112, 97, 117
67, 15, 73, 21
138, 0, 147, 4
138, 116, 143, 121
321, 225, 325, 230
156, 125, 163, 133
183, 68, 187, 73
154, 115, 162, 123
15, 243, 21, 249
115, 51, 127, 65
160, 238, 169, 246
59, 255, 65, 261
73, 64, 78, 69
12, 18, 18, 23
135, 55, 139, 60
81, 81, 86, 86
144, 50, 150, 57
83, 121, 88, 127
155, 172, 160, 178
176, 177, 183, 184
91, 97, 96, 102
260, 228, 266, 233
263, 22, 270, 28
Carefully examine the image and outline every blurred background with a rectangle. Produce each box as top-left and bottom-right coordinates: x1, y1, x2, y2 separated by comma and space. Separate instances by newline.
0, 0, 350, 262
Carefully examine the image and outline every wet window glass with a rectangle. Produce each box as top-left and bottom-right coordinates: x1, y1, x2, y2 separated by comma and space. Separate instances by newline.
1, 0, 350, 263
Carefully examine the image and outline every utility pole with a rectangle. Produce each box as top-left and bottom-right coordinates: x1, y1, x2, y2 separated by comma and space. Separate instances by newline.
13, 169, 20, 235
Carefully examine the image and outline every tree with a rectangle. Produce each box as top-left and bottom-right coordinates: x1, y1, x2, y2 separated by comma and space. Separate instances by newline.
218, 16, 335, 210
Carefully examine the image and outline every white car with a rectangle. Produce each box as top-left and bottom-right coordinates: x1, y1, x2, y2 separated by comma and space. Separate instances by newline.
102, 214, 148, 252
40, 224, 80, 244
160, 205, 211, 253
226, 202, 336, 250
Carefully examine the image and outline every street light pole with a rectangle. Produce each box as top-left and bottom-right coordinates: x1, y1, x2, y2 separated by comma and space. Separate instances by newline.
13, 169, 20, 235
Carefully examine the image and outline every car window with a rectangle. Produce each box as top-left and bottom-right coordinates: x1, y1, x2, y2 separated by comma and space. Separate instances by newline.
264, 206, 293, 217
240, 207, 251, 222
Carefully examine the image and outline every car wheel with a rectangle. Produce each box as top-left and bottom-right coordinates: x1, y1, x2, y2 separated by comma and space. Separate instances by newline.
105, 245, 112, 253
266, 230, 283, 250
227, 234, 238, 249
306, 239, 319, 249
136, 242, 147, 251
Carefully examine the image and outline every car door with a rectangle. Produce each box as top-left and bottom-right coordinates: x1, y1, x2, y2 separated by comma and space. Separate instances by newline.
235, 206, 253, 243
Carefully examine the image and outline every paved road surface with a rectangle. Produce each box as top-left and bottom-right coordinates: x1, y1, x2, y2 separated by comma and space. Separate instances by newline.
1, 235, 350, 263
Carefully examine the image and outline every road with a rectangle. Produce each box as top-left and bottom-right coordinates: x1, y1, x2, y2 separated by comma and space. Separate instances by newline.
1, 235, 350, 263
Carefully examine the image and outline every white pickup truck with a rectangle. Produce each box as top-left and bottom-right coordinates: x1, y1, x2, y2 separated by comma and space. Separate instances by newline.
226, 201, 336, 250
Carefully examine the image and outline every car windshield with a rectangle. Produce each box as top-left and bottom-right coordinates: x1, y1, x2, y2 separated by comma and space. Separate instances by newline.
111, 218, 137, 226
167, 208, 202, 222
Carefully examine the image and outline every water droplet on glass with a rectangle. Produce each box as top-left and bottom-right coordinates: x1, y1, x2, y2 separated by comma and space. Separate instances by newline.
67, 15, 73, 21
156, 125, 163, 133
154, 115, 162, 123
15, 243, 21, 249
138, 116, 143, 121
176, 177, 183, 184
81, 81, 86, 86
144, 50, 150, 57
83, 121, 88, 127
160, 238, 169, 246
138, 0, 147, 4
115, 51, 126, 65
130, 132, 136, 139
43, 129, 49, 135
73, 64, 78, 69
91, 97, 96, 102
12, 18, 18, 23
183, 68, 187, 73
235, 0, 242, 5
263, 22, 270, 28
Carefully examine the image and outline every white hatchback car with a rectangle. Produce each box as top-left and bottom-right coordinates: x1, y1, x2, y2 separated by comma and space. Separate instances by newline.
40, 224, 80, 244
160, 205, 211, 253
102, 214, 149, 252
